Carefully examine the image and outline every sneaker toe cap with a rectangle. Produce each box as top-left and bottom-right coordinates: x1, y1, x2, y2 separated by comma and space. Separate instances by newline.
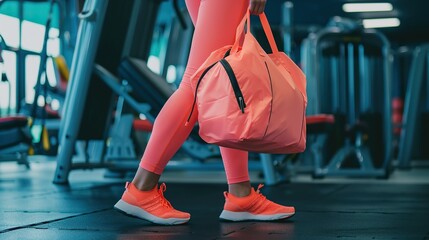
284, 206, 295, 214
160, 210, 190, 219
268, 205, 295, 215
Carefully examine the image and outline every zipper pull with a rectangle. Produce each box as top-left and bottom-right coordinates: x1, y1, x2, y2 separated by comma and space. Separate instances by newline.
239, 96, 245, 113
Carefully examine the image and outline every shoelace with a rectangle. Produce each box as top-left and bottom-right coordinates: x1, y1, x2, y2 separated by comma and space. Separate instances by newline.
155, 183, 173, 209
255, 184, 267, 200
256, 183, 264, 194
254, 184, 275, 209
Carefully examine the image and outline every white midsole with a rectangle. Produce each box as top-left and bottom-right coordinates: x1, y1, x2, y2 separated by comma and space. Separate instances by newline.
219, 210, 294, 221
114, 199, 189, 225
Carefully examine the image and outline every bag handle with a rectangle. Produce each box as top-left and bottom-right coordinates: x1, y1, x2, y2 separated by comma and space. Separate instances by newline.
233, 10, 251, 49
259, 12, 278, 53
231, 11, 279, 54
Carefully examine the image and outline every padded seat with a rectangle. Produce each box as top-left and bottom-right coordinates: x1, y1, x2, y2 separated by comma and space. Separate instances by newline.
0, 116, 31, 148
306, 114, 335, 134
0, 116, 28, 130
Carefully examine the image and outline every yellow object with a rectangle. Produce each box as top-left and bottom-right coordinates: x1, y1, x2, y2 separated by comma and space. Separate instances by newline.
42, 127, 50, 151
28, 146, 34, 155
27, 117, 33, 127
55, 55, 70, 81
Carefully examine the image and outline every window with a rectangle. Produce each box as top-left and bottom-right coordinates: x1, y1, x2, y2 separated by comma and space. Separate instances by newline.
0, 1, 60, 115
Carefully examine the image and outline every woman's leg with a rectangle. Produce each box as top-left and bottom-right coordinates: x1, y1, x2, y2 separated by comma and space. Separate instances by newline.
219, 148, 251, 197
133, 0, 251, 191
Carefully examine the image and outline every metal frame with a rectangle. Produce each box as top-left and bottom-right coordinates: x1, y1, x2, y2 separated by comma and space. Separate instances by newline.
303, 23, 393, 178
54, 0, 108, 184
397, 44, 429, 168
281, 1, 293, 56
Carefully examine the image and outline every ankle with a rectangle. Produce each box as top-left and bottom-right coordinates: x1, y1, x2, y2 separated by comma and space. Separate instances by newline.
132, 167, 160, 191
228, 181, 252, 197
132, 181, 157, 191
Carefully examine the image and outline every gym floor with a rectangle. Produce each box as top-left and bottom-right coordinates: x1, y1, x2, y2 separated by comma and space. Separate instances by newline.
1, 157, 429, 240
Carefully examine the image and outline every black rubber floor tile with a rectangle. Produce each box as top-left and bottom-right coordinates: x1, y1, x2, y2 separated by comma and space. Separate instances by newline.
0, 228, 118, 240
0, 185, 122, 212
116, 224, 214, 240
0, 211, 73, 231
0, 178, 61, 200
325, 184, 429, 202
269, 211, 428, 240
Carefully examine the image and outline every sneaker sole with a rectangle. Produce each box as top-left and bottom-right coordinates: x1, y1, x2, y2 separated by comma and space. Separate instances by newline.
219, 210, 295, 221
114, 199, 190, 225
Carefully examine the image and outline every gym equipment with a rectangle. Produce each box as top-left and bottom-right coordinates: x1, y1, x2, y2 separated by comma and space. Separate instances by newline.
0, 116, 31, 167
397, 44, 429, 168
160, 7, 193, 86
54, 0, 110, 184
281, 2, 293, 57
391, 47, 413, 158
301, 17, 393, 178
0, 34, 11, 117
1, 0, 65, 156
27, 0, 56, 155
0, 34, 31, 167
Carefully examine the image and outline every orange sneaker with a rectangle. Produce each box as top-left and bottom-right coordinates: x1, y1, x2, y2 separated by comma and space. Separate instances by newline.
114, 182, 190, 225
219, 184, 295, 221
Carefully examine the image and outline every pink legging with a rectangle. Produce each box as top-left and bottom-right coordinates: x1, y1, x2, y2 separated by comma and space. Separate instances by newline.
139, 0, 250, 184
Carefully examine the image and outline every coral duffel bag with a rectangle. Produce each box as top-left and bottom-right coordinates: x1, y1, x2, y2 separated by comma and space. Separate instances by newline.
187, 11, 307, 154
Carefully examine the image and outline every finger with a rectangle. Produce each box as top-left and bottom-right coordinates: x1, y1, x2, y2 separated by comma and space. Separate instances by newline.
257, 0, 267, 14
250, 1, 260, 15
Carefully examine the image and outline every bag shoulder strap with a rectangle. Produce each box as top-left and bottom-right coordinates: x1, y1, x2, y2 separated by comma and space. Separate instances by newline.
259, 13, 278, 53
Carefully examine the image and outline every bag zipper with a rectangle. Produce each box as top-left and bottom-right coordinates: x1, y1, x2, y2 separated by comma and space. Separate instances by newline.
219, 59, 246, 113
186, 55, 246, 125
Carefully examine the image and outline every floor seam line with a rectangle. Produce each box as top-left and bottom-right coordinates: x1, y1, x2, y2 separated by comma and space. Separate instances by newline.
0, 208, 112, 234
